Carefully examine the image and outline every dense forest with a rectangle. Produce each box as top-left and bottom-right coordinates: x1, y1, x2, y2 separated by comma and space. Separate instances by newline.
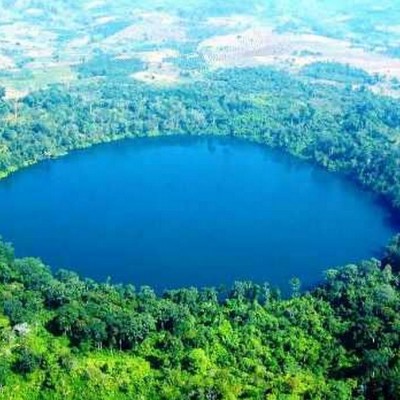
0, 67, 399, 210
0, 237, 399, 399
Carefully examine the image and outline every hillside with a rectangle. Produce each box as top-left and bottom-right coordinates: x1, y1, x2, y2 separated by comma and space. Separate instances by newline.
0, 0, 399, 97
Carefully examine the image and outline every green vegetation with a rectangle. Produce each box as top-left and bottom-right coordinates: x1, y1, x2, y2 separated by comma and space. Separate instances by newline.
300, 62, 379, 85
0, 240, 399, 399
75, 53, 144, 79
384, 234, 400, 270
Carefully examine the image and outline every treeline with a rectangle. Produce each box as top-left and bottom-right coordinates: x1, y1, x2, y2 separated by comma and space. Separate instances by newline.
300, 62, 380, 85
0, 67, 399, 209
75, 52, 144, 79
0, 238, 399, 399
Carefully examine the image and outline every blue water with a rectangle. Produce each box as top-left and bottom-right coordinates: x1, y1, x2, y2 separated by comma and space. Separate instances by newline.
0, 136, 398, 291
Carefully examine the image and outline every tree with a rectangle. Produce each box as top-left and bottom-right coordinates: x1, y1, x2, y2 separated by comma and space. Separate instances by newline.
12, 347, 41, 375
383, 234, 400, 271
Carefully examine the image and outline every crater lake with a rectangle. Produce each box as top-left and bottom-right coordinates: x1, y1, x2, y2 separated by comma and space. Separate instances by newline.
0, 136, 398, 291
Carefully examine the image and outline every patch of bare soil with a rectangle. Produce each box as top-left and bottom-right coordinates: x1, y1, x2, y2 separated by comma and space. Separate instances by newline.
206, 15, 260, 30
0, 23, 56, 66
199, 27, 400, 79
129, 49, 181, 85
103, 12, 186, 46
0, 54, 15, 69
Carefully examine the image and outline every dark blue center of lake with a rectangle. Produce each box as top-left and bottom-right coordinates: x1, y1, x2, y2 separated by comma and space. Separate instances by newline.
0, 136, 398, 291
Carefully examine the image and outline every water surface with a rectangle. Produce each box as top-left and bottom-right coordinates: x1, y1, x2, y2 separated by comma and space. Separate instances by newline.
0, 136, 397, 291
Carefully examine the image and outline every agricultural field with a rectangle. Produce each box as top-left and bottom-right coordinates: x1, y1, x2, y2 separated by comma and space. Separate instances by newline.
0, 0, 399, 97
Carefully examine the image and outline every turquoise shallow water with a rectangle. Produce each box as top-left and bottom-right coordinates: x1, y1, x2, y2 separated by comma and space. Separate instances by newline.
0, 136, 397, 291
